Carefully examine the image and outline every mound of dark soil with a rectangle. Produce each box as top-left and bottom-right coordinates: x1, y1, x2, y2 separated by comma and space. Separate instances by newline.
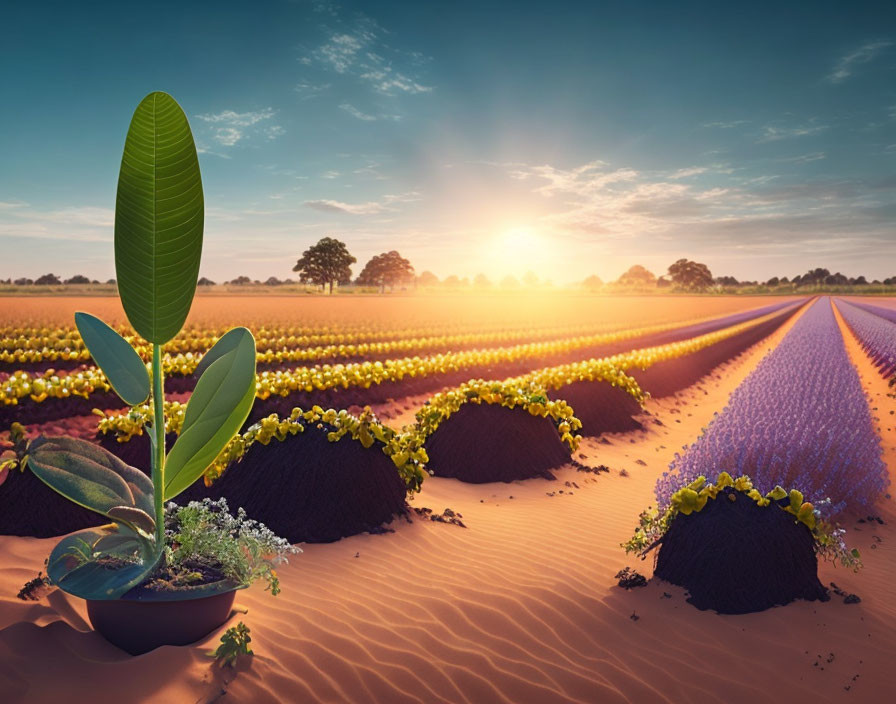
424, 403, 570, 483
0, 432, 211, 537
0, 463, 104, 537
653, 488, 829, 614
203, 428, 408, 543
96, 432, 179, 473
0, 392, 125, 428
632, 311, 791, 398
547, 381, 643, 436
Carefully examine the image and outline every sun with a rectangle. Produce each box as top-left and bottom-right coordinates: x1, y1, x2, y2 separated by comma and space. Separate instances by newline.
489, 227, 552, 276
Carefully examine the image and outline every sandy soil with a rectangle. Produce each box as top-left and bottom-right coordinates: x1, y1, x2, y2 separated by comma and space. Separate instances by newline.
0, 299, 893, 703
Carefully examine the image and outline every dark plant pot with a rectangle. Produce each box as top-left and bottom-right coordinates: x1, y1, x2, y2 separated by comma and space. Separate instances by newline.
86, 588, 237, 655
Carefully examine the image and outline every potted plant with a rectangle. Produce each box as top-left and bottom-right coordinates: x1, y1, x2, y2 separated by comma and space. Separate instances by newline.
21, 91, 298, 654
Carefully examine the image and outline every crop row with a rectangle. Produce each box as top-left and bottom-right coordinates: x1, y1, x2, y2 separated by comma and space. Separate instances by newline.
0, 303, 773, 374
0, 315, 669, 360
0, 301, 800, 427
96, 300, 799, 482
657, 298, 887, 518
835, 299, 896, 379
0, 302, 792, 404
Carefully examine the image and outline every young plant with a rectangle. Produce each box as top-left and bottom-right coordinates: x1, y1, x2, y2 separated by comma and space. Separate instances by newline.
24, 92, 259, 601
210, 622, 253, 667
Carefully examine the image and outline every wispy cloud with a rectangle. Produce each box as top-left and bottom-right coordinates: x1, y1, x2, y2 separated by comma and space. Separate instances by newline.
304, 13, 432, 96
339, 103, 377, 121
304, 199, 386, 215
0, 204, 114, 242
295, 80, 330, 99
702, 120, 749, 129
670, 166, 708, 179
827, 40, 892, 83
779, 152, 826, 164
501, 157, 896, 270
195, 108, 283, 147
304, 191, 421, 216
757, 123, 827, 143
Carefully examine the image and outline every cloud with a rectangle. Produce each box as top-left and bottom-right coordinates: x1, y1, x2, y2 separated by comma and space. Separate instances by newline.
827, 40, 892, 83
304, 199, 386, 215
196, 108, 276, 126
501, 157, 896, 272
195, 108, 283, 147
213, 127, 242, 146
670, 167, 708, 179
303, 190, 421, 216
756, 123, 827, 143
295, 80, 330, 99
359, 69, 432, 95
304, 12, 432, 96
339, 103, 377, 121
702, 120, 749, 129
0, 204, 115, 242
779, 152, 826, 164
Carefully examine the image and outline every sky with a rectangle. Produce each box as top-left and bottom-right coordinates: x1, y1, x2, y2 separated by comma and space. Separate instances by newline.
1, 0, 895, 284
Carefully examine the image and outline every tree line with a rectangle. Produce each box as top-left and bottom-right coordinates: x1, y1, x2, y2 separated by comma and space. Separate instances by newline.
5, 245, 896, 293
582, 260, 896, 292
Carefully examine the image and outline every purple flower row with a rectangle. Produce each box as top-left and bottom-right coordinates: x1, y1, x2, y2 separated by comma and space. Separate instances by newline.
644, 299, 804, 347
656, 298, 887, 517
834, 299, 896, 379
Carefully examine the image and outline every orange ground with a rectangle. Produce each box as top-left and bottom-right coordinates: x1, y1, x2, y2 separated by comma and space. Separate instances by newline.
0, 297, 893, 703
0, 294, 793, 333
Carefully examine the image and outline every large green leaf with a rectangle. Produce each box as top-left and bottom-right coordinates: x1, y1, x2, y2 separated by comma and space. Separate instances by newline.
194, 326, 252, 377
27, 436, 154, 517
74, 312, 150, 405
47, 525, 161, 600
164, 328, 257, 500
115, 91, 204, 344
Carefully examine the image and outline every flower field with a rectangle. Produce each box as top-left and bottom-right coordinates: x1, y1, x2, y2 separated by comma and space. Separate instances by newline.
835, 298, 896, 379
657, 298, 888, 517
2, 292, 895, 702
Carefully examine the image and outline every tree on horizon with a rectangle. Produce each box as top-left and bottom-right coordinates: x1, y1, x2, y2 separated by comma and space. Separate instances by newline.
293, 237, 357, 294
416, 270, 439, 287
616, 265, 657, 288
356, 250, 415, 293
474, 273, 492, 288
667, 259, 713, 290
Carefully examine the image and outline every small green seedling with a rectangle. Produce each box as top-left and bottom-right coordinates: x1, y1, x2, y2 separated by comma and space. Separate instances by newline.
210, 622, 253, 667
24, 92, 258, 601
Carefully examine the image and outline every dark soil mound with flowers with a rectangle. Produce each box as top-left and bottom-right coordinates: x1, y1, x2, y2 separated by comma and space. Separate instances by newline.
96, 431, 178, 472
203, 428, 407, 543
0, 463, 104, 537
547, 381, 643, 436
424, 403, 570, 483
653, 488, 829, 614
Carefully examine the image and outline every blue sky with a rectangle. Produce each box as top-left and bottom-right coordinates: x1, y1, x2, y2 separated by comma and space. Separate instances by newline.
1, 0, 894, 283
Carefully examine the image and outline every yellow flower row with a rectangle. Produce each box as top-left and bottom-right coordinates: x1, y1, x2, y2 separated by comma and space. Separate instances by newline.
0, 306, 784, 407
96, 404, 429, 492
0, 319, 626, 357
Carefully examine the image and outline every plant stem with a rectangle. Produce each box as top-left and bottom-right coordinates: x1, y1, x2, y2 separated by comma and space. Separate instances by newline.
152, 344, 165, 547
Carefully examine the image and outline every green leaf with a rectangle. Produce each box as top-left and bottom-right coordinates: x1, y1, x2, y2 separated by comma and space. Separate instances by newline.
74, 312, 150, 405
27, 436, 154, 517
164, 329, 256, 500
107, 505, 156, 534
195, 327, 252, 377
115, 91, 204, 344
47, 525, 160, 600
